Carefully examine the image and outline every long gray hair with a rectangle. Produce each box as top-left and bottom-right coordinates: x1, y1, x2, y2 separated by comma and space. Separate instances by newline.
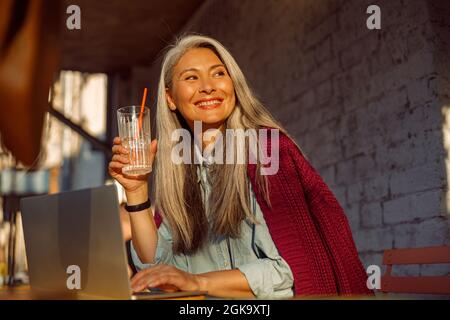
154, 34, 294, 254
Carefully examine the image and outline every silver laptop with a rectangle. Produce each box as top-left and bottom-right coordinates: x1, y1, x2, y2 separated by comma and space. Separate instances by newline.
20, 184, 206, 300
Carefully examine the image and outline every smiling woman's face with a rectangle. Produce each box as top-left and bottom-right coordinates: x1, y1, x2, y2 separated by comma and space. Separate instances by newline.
166, 47, 236, 132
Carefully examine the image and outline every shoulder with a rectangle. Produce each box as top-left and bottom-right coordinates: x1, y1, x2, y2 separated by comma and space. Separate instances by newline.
259, 126, 301, 150
259, 126, 308, 166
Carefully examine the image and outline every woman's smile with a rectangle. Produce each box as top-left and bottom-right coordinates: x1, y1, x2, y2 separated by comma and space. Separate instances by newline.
195, 98, 224, 110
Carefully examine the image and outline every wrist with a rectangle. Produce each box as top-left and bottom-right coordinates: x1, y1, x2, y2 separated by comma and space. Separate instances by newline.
125, 198, 151, 213
195, 274, 209, 292
125, 185, 148, 205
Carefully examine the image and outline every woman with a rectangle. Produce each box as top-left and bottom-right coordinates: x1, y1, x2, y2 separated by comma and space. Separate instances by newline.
109, 34, 372, 298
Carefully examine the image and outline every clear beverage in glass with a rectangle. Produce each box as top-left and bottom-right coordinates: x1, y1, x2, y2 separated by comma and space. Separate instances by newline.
117, 106, 151, 176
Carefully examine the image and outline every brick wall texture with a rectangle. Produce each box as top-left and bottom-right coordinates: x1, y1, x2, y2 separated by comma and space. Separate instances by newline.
122, 0, 450, 276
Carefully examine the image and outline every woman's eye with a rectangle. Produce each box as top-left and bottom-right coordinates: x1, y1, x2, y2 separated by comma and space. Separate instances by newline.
214, 71, 225, 77
185, 75, 197, 80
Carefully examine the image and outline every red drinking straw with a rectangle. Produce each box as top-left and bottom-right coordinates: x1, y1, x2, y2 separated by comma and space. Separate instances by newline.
138, 87, 148, 134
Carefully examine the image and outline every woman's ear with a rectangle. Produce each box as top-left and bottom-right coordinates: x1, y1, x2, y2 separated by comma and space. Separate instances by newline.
165, 89, 177, 111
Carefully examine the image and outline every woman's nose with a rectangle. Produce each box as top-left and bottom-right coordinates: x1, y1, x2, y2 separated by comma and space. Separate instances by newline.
199, 78, 215, 94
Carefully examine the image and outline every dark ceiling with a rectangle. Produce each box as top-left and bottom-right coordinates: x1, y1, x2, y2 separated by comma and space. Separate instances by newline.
60, 0, 204, 73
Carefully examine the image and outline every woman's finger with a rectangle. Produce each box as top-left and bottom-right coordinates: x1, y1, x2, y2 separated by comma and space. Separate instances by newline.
130, 268, 154, 288
149, 139, 158, 164
142, 273, 170, 290
108, 161, 124, 170
134, 272, 170, 292
112, 154, 129, 164
112, 145, 129, 155
130, 265, 168, 289
133, 278, 154, 292
113, 137, 121, 145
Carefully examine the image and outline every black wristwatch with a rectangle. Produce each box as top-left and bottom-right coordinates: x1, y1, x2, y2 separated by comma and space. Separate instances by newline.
125, 198, 151, 212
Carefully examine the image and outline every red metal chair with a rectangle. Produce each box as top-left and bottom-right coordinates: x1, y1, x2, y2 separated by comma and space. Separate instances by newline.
381, 245, 450, 295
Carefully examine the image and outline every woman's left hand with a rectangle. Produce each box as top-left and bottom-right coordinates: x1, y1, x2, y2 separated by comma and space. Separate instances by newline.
130, 264, 204, 293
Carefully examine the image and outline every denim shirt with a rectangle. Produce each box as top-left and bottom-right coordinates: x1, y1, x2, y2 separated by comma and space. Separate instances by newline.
131, 149, 294, 299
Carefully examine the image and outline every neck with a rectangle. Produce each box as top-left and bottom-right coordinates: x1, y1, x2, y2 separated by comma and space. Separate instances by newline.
191, 121, 225, 151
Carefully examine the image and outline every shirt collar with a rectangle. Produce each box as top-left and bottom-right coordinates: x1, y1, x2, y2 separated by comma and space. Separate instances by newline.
194, 141, 216, 184
194, 140, 217, 167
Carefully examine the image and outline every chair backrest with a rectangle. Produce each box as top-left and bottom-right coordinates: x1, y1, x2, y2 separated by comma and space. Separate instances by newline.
381, 246, 450, 294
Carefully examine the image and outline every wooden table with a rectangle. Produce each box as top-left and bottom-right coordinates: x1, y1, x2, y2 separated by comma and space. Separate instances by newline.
0, 285, 206, 300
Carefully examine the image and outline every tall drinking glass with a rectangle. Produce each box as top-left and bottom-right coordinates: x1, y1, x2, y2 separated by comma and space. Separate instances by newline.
117, 106, 151, 176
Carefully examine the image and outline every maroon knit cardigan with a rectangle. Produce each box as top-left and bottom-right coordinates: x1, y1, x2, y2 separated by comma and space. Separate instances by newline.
154, 130, 373, 296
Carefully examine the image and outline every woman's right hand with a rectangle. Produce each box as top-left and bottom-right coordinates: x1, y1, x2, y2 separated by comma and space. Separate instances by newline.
108, 137, 158, 193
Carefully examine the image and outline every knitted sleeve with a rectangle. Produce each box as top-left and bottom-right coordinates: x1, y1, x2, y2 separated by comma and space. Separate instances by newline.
281, 133, 373, 295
